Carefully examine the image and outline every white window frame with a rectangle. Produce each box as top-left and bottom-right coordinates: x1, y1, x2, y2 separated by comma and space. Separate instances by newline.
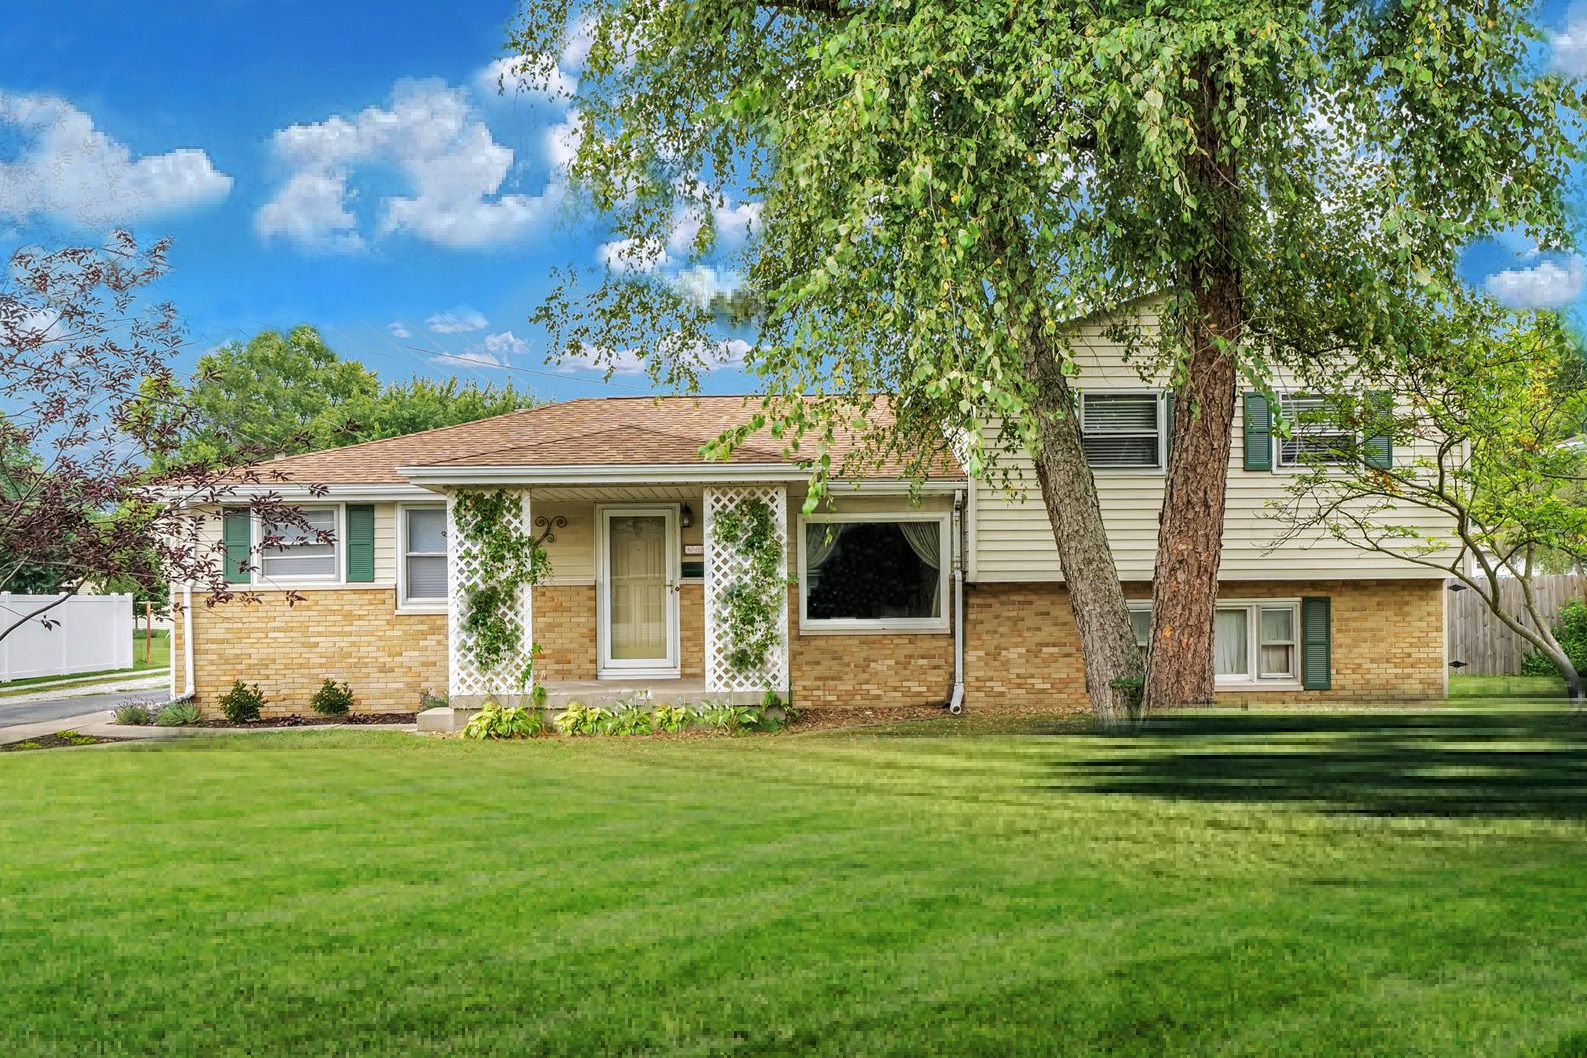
253, 504, 343, 586
1126, 598, 1301, 687
798, 512, 951, 635
1079, 390, 1166, 472
1274, 394, 1357, 469
397, 503, 449, 611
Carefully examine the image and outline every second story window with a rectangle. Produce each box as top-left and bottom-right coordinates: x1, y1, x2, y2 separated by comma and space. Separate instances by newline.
1277, 396, 1354, 467
1081, 393, 1163, 469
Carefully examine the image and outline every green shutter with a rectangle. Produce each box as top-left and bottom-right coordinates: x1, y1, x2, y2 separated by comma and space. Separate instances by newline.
222, 508, 252, 584
1163, 391, 1175, 465
1363, 391, 1393, 470
346, 504, 375, 583
1301, 596, 1331, 690
1242, 392, 1272, 471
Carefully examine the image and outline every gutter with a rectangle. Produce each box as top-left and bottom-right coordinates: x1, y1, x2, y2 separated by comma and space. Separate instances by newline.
949, 490, 966, 715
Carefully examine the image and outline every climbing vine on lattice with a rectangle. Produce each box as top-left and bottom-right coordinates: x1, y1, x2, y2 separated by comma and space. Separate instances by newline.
710, 498, 784, 675
452, 489, 551, 672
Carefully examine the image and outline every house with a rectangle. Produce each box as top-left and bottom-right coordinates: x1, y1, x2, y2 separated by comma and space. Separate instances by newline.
171, 334, 1450, 719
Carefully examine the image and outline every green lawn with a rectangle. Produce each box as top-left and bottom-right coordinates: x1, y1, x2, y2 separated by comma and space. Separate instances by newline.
3, 709, 1587, 1055
1450, 672, 1569, 698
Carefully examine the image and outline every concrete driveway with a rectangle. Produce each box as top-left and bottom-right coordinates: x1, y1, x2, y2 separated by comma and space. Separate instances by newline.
0, 688, 162, 730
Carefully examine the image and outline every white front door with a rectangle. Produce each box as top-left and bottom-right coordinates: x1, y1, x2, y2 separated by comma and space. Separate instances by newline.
597, 506, 680, 677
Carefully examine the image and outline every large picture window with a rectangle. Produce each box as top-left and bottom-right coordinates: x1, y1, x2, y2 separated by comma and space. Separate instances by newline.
1128, 599, 1299, 684
800, 516, 949, 632
1081, 393, 1163, 469
258, 507, 338, 581
401, 505, 448, 605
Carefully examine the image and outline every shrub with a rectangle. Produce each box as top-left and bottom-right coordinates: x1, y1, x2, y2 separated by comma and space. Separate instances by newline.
310, 679, 354, 716
654, 704, 691, 734
1520, 599, 1587, 677
554, 702, 610, 736
462, 698, 546, 740
609, 700, 653, 735
155, 701, 201, 726
218, 680, 265, 723
114, 702, 152, 726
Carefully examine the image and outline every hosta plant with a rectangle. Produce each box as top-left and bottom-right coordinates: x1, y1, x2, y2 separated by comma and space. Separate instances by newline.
609, 700, 653, 735
554, 702, 611, 736
653, 704, 691, 734
463, 698, 547, 740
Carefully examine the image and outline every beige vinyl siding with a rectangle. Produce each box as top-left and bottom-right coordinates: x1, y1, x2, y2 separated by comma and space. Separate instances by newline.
374, 503, 398, 584
970, 316, 1454, 583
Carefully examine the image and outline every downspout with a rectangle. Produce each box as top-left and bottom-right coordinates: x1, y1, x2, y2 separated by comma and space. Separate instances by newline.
182, 580, 195, 698
948, 490, 966, 715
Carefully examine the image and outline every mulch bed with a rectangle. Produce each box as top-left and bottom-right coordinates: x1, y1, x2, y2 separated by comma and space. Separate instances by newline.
191, 712, 419, 729
786, 704, 957, 732
3, 731, 134, 752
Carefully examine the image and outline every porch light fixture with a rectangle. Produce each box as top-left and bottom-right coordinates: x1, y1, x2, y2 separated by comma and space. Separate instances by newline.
680, 503, 694, 528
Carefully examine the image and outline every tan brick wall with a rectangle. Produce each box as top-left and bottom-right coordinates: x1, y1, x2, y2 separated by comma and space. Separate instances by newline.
532, 584, 597, 681
788, 597, 956, 707
532, 582, 704, 681
178, 589, 446, 717
966, 579, 1445, 710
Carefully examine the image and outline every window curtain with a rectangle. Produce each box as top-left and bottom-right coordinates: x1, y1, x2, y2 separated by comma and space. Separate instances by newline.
805, 523, 844, 588
898, 522, 943, 617
1214, 609, 1249, 676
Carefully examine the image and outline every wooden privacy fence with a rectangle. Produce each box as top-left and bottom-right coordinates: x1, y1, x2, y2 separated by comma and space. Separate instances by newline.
1446, 574, 1587, 675
0, 593, 134, 682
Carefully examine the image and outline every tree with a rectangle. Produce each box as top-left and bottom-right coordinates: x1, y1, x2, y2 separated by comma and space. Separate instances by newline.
1278, 297, 1587, 703
152, 326, 537, 466
508, 0, 1583, 723
0, 233, 309, 643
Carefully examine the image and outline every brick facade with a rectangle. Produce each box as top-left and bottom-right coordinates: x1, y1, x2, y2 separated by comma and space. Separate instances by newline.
531, 582, 704, 681
965, 579, 1445, 710
179, 578, 1444, 717
174, 589, 446, 717
788, 597, 956, 707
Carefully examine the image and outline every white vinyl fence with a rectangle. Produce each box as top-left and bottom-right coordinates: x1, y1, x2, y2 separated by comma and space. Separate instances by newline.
0, 593, 134, 682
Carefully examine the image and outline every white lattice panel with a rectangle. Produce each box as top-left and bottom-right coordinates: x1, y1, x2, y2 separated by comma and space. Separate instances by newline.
447, 489, 534, 698
703, 485, 789, 693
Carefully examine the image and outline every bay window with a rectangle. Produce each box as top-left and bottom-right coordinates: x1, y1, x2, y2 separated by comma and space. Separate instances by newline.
799, 515, 949, 632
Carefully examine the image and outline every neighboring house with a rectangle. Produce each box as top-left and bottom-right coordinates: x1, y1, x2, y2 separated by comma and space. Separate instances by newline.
172, 337, 1450, 717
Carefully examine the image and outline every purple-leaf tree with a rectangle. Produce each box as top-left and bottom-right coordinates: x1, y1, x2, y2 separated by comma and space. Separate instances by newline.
0, 231, 318, 643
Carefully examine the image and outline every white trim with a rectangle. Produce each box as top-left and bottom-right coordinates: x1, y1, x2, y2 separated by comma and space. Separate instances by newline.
396, 503, 449, 609
1272, 394, 1359, 471
253, 503, 343, 587
399, 462, 965, 489
205, 484, 436, 502
797, 511, 952, 634
595, 505, 682, 678
965, 479, 980, 583
1079, 389, 1166, 473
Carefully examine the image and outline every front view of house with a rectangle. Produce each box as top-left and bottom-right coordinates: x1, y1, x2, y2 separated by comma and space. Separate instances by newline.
174, 343, 1450, 716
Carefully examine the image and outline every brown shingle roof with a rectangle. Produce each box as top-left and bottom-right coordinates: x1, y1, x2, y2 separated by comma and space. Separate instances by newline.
234, 395, 962, 486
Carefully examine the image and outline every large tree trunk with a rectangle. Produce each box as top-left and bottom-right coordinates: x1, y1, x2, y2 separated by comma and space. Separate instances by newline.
1023, 333, 1144, 728
1144, 60, 1242, 711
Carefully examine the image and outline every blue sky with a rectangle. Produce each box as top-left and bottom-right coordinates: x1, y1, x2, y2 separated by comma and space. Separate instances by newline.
0, 0, 1584, 404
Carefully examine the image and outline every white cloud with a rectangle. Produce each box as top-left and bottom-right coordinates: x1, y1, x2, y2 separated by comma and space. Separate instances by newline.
257, 79, 565, 252
1485, 256, 1587, 309
473, 57, 577, 104
597, 236, 669, 274
481, 330, 529, 357
546, 112, 583, 174
0, 92, 231, 227
426, 305, 489, 333
672, 265, 744, 305
560, 16, 599, 72
1554, 15, 1587, 77
430, 349, 507, 370
387, 321, 411, 339
558, 341, 648, 374
713, 200, 762, 247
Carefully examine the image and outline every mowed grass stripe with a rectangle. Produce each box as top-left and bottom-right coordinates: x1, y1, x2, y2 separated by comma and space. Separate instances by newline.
2, 712, 1585, 1055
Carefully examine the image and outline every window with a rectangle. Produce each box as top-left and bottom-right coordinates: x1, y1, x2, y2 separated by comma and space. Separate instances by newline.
800, 516, 948, 631
1081, 393, 1163, 469
259, 507, 338, 581
402, 506, 448, 605
1127, 599, 1299, 683
1276, 396, 1354, 467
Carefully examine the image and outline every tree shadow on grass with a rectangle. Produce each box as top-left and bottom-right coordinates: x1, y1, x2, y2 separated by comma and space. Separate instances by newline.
1054, 710, 1587, 819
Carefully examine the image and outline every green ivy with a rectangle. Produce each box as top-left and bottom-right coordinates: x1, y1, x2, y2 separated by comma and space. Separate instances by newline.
711, 499, 784, 676
452, 489, 552, 673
